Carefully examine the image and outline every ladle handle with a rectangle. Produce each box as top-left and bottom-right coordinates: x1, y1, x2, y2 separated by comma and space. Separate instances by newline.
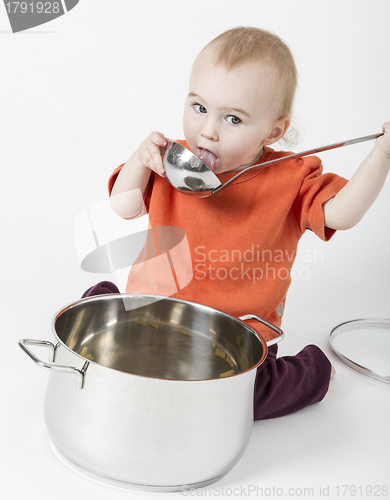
213, 132, 384, 194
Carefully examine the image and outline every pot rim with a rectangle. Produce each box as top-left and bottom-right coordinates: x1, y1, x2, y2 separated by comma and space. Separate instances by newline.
51, 293, 268, 382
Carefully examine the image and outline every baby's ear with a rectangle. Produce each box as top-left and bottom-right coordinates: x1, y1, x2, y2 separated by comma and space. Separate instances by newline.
263, 117, 290, 146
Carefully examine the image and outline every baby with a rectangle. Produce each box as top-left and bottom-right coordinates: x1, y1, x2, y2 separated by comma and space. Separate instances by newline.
105, 27, 390, 419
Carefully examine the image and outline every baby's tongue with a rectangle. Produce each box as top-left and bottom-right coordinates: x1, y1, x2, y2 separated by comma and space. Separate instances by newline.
198, 149, 218, 171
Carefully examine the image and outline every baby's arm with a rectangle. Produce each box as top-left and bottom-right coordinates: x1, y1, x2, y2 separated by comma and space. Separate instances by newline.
324, 122, 390, 230
110, 131, 168, 219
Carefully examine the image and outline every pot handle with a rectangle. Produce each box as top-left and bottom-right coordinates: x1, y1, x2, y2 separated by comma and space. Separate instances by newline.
19, 339, 86, 390
239, 315, 285, 346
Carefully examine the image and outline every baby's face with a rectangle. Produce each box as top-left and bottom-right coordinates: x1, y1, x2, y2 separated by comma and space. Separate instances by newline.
183, 52, 284, 174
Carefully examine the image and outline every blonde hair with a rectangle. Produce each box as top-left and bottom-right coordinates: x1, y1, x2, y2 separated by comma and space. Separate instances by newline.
198, 26, 298, 121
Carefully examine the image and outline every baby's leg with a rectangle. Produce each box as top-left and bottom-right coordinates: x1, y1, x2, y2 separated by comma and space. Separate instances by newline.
82, 280, 120, 298
254, 345, 332, 420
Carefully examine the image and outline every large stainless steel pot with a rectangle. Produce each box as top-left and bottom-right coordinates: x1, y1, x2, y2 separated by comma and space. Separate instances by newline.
19, 293, 283, 492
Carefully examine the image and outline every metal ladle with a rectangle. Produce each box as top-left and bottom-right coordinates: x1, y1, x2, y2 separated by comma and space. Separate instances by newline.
163, 132, 383, 197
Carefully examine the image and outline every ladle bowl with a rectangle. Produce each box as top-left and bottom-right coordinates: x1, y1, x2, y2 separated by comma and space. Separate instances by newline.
162, 133, 383, 198
163, 141, 220, 196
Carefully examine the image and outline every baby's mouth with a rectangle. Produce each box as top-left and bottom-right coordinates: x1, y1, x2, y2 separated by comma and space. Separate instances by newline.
198, 148, 219, 171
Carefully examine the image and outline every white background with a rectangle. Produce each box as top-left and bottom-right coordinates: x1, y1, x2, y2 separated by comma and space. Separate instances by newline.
1, 1, 390, 499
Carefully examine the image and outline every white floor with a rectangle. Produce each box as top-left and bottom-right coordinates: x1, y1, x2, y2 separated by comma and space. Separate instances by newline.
2, 1, 390, 499
5, 257, 390, 500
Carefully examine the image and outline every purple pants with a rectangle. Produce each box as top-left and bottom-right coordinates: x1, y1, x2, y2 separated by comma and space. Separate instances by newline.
82, 281, 332, 420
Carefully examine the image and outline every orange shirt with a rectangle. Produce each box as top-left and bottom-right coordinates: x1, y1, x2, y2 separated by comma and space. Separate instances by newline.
108, 141, 348, 341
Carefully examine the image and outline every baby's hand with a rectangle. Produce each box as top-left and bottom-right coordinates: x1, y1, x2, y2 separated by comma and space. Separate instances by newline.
136, 131, 169, 177
375, 122, 390, 160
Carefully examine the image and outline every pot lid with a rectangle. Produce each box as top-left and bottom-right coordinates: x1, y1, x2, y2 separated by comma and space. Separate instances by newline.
329, 318, 390, 384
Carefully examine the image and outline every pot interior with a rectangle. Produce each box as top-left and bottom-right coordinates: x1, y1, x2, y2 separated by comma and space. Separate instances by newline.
54, 294, 265, 381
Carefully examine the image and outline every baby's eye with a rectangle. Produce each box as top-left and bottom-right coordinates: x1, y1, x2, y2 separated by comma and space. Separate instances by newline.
227, 115, 241, 125
194, 103, 207, 114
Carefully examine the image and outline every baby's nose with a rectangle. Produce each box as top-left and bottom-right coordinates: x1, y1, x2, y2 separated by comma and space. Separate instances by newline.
201, 119, 219, 141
